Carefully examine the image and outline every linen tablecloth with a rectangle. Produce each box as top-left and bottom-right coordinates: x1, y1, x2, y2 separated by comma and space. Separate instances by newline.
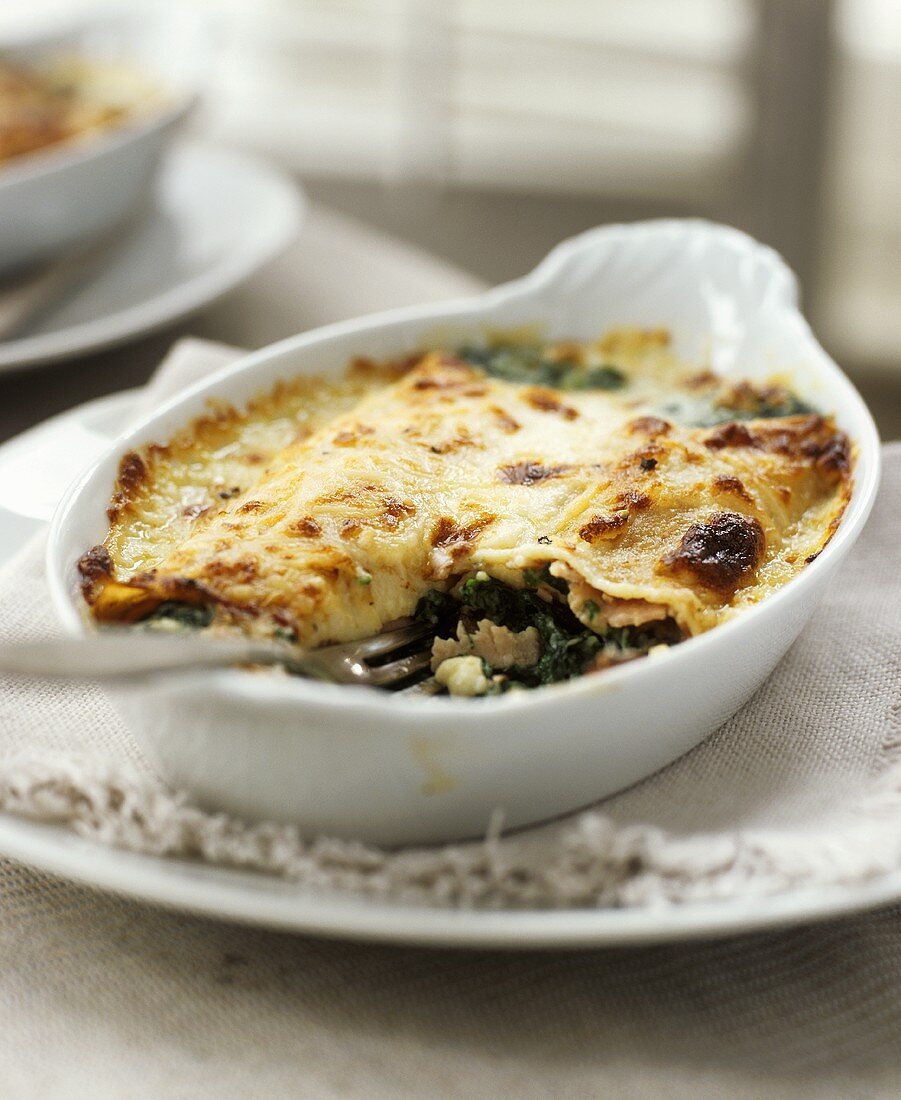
0, 393, 899, 1100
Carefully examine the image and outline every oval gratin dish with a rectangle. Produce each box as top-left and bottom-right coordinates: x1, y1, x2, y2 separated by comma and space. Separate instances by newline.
47, 220, 881, 845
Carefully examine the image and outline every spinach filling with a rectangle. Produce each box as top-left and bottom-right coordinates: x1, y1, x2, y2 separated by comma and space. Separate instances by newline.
415, 573, 670, 691
671, 389, 815, 429
143, 601, 213, 630
456, 343, 626, 392
693, 395, 814, 427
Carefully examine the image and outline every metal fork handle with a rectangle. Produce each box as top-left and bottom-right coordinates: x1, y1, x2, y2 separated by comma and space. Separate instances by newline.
0, 633, 325, 681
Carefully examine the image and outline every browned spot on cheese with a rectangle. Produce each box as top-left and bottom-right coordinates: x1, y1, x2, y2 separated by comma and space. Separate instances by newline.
339, 496, 415, 538
271, 606, 295, 628
628, 416, 671, 437
431, 515, 495, 558
380, 496, 416, 528
579, 513, 629, 543
314, 483, 382, 506
497, 462, 570, 486
523, 387, 579, 420
705, 415, 850, 479
623, 441, 665, 475
205, 556, 258, 583
427, 428, 481, 454
118, 451, 146, 491
287, 516, 321, 537
577, 482, 651, 543
107, 451, 148, 521
803, 431, 851, 476
704, 422, 756, 450
683, 370, 719, 390
333, 424, 374, 446
660, 511, 765, 593
712, 475, 753, 504
615, 489, 652, 511
237, 500, 264, 514
411, 362, 480, 391
489, 406, 521, 433
77, 544, 114, 600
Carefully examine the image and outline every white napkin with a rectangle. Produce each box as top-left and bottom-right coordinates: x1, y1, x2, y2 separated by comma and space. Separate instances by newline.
0, 338, 899, 910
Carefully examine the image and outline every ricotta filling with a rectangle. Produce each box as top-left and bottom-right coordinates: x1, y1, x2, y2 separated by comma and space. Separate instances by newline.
417, 570, 681, 697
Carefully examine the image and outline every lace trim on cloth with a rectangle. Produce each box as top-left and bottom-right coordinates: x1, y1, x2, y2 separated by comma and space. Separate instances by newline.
0, 744, 900, 909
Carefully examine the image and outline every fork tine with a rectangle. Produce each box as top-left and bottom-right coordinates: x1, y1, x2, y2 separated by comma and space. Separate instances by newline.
363, 648, 432, 687
352, 619, 433, 658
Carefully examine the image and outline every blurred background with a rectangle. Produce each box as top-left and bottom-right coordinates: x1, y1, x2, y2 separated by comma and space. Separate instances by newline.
3, 0, 899, 431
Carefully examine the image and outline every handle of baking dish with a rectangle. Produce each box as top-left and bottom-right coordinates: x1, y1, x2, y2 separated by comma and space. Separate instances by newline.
475, 219, 802, 376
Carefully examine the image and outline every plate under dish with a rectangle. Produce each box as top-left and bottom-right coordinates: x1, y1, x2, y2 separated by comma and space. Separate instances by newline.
0, 391, 897, 948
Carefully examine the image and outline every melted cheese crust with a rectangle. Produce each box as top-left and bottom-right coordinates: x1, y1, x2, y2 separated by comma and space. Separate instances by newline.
82, 333, 852, 648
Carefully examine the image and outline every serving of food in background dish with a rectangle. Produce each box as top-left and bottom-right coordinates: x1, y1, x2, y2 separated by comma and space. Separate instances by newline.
0, 15, 199, 275
77, 327, 852, 698
0, 53, 163, 166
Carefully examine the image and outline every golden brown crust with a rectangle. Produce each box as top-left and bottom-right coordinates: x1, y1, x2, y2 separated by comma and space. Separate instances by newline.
86, 331, 854, 648
628, 416, 671, 437
107, 452, 147, 522
430, 515, 496, 554
705, 415, 850, 478
489, 406, 522, 434
497, 463, 570, 486
523, 388, 579, 420
76, 545, 114, 601
579, 513, 629, 543
660, 512, 766, 594
712, 474, 754, 504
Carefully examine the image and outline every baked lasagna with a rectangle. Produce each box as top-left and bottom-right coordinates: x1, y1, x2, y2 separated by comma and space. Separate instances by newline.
79, 330, 852, 696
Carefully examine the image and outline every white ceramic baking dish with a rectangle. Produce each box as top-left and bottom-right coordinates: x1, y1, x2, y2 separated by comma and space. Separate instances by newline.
47, 221, 881, 846
0, 13, 202, 275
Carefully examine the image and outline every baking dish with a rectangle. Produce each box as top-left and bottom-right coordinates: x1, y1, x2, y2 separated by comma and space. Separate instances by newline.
46, 220, 881, 845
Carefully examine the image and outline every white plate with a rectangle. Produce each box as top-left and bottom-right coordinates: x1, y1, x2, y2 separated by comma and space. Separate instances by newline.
0, 367, 898, 947
0, 143, 303, 373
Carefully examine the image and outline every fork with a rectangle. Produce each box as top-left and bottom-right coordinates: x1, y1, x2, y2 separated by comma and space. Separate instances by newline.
0, 620, 434, 688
